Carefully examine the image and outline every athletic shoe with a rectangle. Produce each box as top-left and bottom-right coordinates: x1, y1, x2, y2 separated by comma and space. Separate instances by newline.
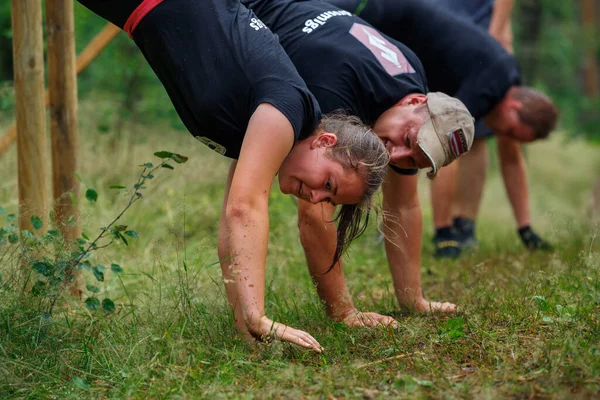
433, 227, 462, 259
518, 226, 553, 251
453, 216, 478, 249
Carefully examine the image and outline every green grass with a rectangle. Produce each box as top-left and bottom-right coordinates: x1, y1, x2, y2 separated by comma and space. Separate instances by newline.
0, 100, 599, 399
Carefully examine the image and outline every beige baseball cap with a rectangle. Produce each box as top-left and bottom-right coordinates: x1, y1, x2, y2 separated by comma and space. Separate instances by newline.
417, 92, 475, 179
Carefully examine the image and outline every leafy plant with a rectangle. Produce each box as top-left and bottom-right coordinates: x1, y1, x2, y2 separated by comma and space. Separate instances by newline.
0, 151, 188, 317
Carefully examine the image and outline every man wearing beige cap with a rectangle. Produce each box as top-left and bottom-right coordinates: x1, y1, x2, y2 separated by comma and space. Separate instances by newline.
329, 0, 558, 258
243, 0, 475, 326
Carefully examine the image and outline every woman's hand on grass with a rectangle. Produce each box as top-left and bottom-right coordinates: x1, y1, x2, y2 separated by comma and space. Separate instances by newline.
252, 316, 324, 353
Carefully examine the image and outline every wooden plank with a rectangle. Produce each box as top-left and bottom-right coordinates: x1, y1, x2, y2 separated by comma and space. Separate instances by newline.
46, 0, 80, 243
11, 0, 49, 232
0, 23, 121, 155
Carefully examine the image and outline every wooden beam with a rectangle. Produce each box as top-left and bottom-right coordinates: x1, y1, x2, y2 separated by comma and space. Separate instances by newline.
46, 0, 80, 243
0, 23, 121, 155
11, 0, 49, 232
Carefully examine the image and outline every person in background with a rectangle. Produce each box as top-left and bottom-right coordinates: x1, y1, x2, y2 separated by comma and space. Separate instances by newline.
328, 0, 558, 258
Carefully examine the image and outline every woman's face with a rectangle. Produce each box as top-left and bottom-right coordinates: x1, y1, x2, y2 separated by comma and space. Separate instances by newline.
278, 133, 365, 206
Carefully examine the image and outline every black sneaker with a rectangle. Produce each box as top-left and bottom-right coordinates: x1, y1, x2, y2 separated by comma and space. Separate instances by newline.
518, 226, 553, 251
433, 227, 462, 259
453, 217, 478, 249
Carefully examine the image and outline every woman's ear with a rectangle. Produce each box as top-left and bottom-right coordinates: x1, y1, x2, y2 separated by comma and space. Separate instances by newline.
311, 132, 338, 149
396, 93, 428, 107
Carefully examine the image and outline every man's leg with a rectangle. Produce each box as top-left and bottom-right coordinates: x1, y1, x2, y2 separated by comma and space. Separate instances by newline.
497, 136, 552, 250
430, 161, 461, 258
454, 137, 488, 245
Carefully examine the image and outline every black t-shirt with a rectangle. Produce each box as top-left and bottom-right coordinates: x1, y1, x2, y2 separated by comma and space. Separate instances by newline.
243, 0, 427, 126
328, 0, 521, 120
78, 0, 142, 29
78, 0, 321, 159
438, 0, 494, 27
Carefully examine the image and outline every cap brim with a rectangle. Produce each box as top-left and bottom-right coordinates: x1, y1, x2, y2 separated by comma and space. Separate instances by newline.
416, 118, 445, 179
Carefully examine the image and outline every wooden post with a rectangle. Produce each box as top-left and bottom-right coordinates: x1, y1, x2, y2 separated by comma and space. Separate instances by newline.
0, 23, 121, 155
46, 0, 80, 244
11, 0, 48, 232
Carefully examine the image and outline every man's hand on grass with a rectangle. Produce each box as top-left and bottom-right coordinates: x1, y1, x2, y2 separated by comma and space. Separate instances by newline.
409, 298, 457, 313
338, 308, 398, 328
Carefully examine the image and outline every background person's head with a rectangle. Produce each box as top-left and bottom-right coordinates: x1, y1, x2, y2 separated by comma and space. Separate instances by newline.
486, 86, 558, 142
373, 92, 475, 178
278, 113, 389, 267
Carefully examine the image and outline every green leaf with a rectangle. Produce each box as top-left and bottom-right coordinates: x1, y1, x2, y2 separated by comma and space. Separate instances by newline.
413, 378, 434, 387
170, 153, 188, 164
124, 230, 138, 239
68, 191, 77, 205
8, 233, 18, 244
533, 295, 549, 312
6, 213, 16, 223
21, 230, 34, 239
31, 281, 47, 296
444, 317, 465, 332
30, 216, 43, 230
110, 263, 123, 274
33, 261, 52, 277
102, 298, 116, 313
0, 206, 6, 214
109, 185, 126, 190
161, 164, 174, 170
142, 163, 153, 168
78, 261, 92, 271
47, 230, 60, 237
154, 151, 174, 159
117, 233, 128, 246
68, 216, 76, 227
86, 284, 100, 294
92, 266, 104, 282
542, 316, 554, 323
85, 188, 98, 203
84, 297, 100, 311
76, 238, 87, 246
72, 376, 91, 389
81, 232, 90, 240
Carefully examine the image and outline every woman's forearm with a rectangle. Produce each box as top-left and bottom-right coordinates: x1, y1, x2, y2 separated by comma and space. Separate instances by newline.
225, 197, 270, 332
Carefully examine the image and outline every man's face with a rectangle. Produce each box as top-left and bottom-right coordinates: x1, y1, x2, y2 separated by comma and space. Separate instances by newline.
494, 98, 537, 142
373, 105, 432, 170
503, 109, 536, 142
